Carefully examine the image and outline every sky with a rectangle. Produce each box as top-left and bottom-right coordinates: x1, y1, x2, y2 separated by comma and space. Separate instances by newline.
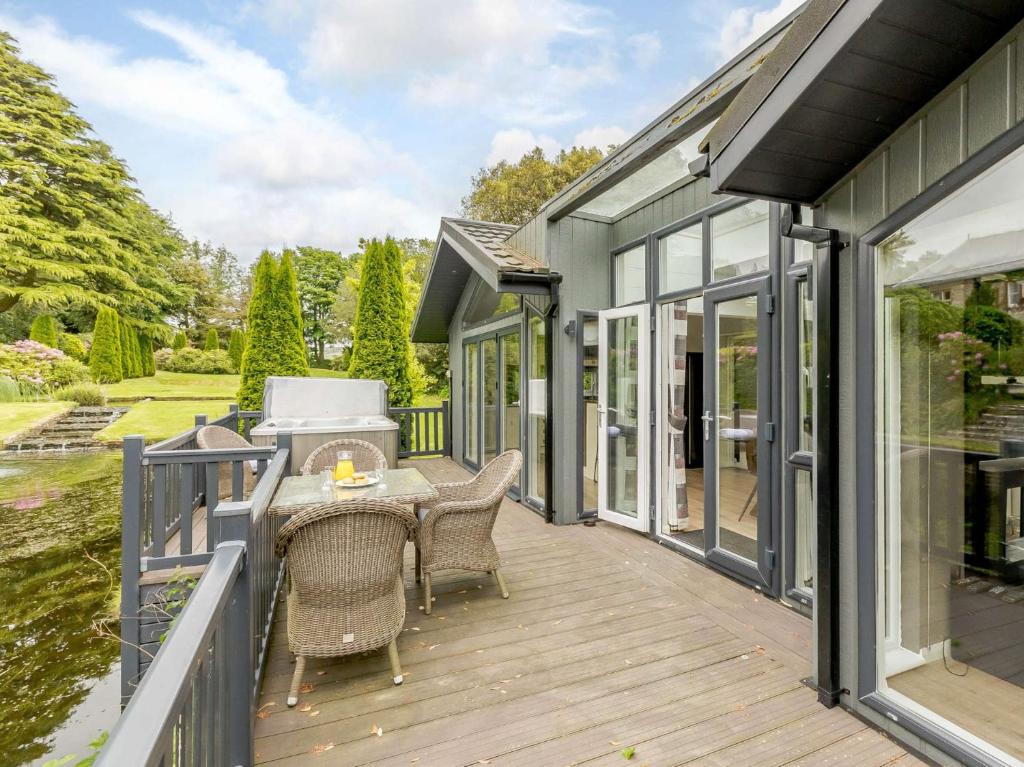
0, 0, 801, 263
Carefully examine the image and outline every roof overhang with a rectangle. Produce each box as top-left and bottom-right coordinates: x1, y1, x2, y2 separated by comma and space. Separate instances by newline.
704, 0, 1024, 204
411, 218, 550, 343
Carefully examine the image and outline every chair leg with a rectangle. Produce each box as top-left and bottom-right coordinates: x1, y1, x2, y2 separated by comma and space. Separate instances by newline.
287, 655, 306, 707
424, 572, 433, 615
493, 569, 509, 599
415, 546, 421, 584
387, 639, 403, 685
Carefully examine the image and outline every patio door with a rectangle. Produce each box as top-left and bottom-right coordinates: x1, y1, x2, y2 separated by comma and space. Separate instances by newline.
703, 276, 774, 588
597, 305, 650, 531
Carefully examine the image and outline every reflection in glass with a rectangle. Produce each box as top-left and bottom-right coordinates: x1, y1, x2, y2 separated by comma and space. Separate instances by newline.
659, 223, 702, 295
711, 201, 770, 281
482, 338, 497, 465
502, 334, 521, 454
715, 294, 759, 561
614, 244, 646, 306
464, 343, 479, 465
464, 283, 521, 325
607, 314, 641, 517
793, 469, 813, 594
527, 315, 547, 504
660, 298, 705, 548
797, 279, 814, 452
877, 145, 1024, 762
582, 320, 599, 511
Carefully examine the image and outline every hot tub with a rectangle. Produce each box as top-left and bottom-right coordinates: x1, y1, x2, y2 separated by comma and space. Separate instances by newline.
250, 378, 399, 470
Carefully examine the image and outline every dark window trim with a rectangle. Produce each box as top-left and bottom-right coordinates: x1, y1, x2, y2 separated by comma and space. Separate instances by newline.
462, 340, 481, 471
523, 303, 548, 512
610, 235, 650, 308
854, 119, 1024, 767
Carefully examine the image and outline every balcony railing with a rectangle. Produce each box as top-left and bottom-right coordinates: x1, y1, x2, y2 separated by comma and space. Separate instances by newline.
391, 400, 450, 458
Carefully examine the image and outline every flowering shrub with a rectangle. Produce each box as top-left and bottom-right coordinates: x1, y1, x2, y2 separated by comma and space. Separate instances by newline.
0, 339, 92, 394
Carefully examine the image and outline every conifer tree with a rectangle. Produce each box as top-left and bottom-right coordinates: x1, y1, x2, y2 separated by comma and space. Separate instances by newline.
172, 332, 187, 350
238, 253, 278, 410
204, 328, 219, 351
29, 314, 58, 347
89, 307, 122, 383
275, 250, 310, 375
129, 327, 144, 377
118, 320, 134, 378
138, 333, 156, 376
227, 328, 245, 372
348, 238, 413, 406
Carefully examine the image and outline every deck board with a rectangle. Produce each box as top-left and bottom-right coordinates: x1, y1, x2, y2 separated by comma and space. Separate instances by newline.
254, 458, 921, 767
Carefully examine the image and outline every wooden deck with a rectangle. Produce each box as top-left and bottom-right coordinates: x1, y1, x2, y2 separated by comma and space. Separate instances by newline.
253, 458, 923, 767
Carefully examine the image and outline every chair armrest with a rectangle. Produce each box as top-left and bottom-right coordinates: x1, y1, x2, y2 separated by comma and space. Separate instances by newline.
429, 480, 480, 505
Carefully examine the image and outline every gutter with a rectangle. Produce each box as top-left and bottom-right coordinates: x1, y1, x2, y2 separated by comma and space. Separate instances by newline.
781, 204, 844, 708
503, 271, 563, 524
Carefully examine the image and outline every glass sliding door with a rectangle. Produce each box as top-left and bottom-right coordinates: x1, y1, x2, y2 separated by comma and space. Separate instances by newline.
657, 297, 706, 549
704, 277, 773, 587
463, 342, 480, 467
581, 317, 599, 514
597, 304, 650, 531
526, 313, 547, 506
786, 268, 814, 603
872, 144, 1024, 764
499, 331, 521, 492
482, 338, 498, 465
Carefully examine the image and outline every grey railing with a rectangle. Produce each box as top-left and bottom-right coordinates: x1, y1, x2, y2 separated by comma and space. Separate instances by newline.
119, 405, 287, 705
390, 400, 450, 458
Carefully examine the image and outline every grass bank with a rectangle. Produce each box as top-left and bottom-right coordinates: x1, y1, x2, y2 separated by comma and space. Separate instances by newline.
96, 399, 234, 443
101, 368, 347, 402
0, 401, 75, 445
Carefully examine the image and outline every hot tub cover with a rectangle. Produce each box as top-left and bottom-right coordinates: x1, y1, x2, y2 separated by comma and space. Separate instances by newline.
262, 377, 388, 419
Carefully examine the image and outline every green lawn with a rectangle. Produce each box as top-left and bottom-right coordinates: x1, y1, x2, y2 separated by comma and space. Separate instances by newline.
0, 401, 74, 445
96, 399, 234, 443
101, 368, 347, 401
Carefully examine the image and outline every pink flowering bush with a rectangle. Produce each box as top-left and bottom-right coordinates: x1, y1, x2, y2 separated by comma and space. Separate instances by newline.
0, 339, 92, 395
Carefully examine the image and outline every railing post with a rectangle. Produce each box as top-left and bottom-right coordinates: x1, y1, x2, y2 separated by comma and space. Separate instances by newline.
442, 400, 451, 457
214, 504, 253, 767
120, 435, 145, 707
277, 431, 293, 476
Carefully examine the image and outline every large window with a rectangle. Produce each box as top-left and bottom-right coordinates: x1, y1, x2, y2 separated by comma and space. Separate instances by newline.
464, 342, 479, 465
875, 145, 1024, 763
526, 314, 547, 504
711, 201, 770, 281
659, 223, 702, 295
614, 244, 646, 305
658, 298, 705, 549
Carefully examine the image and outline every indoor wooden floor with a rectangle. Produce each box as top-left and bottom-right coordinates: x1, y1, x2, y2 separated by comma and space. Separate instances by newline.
252, 458, 922, 767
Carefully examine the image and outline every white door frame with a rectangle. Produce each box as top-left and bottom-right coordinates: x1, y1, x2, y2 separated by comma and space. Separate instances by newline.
597, 304, 650, 531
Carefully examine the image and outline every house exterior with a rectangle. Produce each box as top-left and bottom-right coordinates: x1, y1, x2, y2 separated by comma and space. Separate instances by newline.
412, 2, 1024, 765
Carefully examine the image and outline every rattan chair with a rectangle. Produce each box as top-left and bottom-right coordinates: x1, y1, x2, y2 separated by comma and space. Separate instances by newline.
275, 498, 417, 706
300, 438, 388, 476
416, 449, 522, 614
196, 424, 259, 500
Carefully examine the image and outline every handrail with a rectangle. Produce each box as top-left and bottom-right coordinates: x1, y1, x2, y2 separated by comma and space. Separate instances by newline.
100, 544, 247, 766
390, 401, 450, 458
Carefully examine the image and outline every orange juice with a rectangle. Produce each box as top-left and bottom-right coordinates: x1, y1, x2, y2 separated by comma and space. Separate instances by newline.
333, 458, 355, 482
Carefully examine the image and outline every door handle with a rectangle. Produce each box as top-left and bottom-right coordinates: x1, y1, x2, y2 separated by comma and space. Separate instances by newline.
702, 410, 715, 441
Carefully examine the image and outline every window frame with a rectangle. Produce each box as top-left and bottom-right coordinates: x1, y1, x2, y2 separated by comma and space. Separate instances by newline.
610, 236, 649, 308
854, 121, 1024, 767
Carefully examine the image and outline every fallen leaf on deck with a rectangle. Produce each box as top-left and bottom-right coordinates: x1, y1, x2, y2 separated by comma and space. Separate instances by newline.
298, 703, 312, 712
299, 682, 316, 693
316, 670, 327, 676
609, 741, 620, 746
371, 724, 384, 737
411, 627, 421, 631
312, 742, 335, 754
621, 746, 635, 760
428, 644, 440, 651
256, 709, 272, 720
624, 659, 632, 665
310, 710, 320, 717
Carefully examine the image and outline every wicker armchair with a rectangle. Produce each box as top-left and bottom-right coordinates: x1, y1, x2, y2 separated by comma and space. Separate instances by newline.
275, 498, 417, 706
301, 438, 388, 476
416, 449, 522, 614
195, 424, 259, 500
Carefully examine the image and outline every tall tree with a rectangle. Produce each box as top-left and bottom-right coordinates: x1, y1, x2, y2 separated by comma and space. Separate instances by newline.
294, 246, 348, 364
348, 238, 413, 406
0, 33, 181, 328
29, 315, 58, 347
89, 308, 122, 383
462, 146, 605, 225
204, 328, 219, 351
276, 250, 310, 374
227, 328, 245, 372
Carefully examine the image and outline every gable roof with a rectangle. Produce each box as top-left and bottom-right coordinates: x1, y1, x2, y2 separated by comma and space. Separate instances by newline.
411, 218, 548, 343
897, 230, 1024, 287
703, 0, 1024, 204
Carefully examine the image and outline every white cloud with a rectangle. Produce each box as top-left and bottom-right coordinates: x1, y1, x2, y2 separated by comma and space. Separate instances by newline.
714, 0, 803, 63
485, 129, 561, 166
262, 0, 634, 125
0, 11, 441, 257
572, 125, 630, 151
626, 32, 662, 69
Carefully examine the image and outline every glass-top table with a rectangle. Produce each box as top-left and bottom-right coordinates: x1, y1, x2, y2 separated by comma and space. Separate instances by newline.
269, 468, 438, 516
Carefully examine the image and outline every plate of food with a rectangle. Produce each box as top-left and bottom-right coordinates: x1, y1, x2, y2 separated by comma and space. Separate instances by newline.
336, 472, 380, 488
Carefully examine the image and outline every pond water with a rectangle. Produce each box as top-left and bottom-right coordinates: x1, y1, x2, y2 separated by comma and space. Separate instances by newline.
0, 451, 123, 767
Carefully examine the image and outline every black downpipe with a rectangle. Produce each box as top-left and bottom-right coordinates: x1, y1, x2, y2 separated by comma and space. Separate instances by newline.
782, 205, 843, 708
